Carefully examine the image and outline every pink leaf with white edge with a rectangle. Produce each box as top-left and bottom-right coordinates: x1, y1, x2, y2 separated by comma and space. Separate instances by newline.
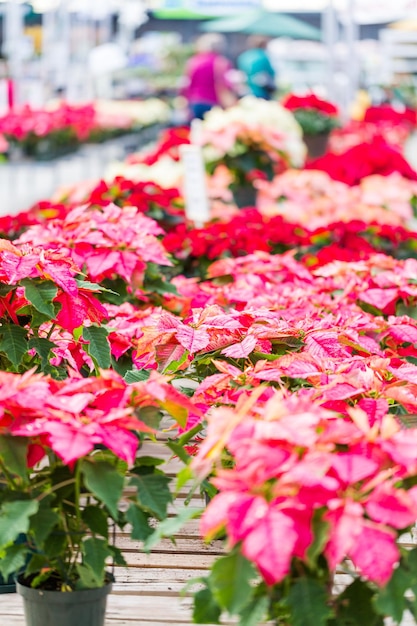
320, 383, 363, 402
200, 492, 240, 541
98, 426, 138, 465
47, 393, 95, 414
40, 257, 78, 296
349, 523, 399, 586
387, 323, 417, 345
46, 421, 94, 464
84, 250, 120, 279
221, 335, 257, 359
389, 363, 417, 385
0, 251, 38, 282
357, 398, 389, 426
280, 354, 323, 378
227, 495, 269, 544
242, 507, 298, 586
175, 325, 210, 353
324, 500, 363, 570
365, 484, 417, 529
331, 454, 379, 484
359, 288, 399, 311
304, 331, 351, 360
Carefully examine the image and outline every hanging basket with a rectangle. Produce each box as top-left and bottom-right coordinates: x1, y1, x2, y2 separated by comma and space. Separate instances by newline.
16, 575, 113, 626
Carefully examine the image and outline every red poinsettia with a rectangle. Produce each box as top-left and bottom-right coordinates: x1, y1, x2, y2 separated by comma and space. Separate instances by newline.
364, 105, 417, 127
282, 93, 339, 116
307, 137, 417, 185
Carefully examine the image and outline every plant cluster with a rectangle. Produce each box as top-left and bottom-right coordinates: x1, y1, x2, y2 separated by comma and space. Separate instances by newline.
282, 93, 340, 136
2, 108, 417, 624
196, 96, 306, 201
0, 100, 169, 159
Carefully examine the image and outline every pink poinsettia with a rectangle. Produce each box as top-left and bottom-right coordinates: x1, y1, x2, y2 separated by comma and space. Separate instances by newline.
196, 391, 417, 586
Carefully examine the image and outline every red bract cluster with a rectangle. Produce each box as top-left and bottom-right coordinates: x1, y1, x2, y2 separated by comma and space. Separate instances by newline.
282, 93, 339, 116
127, 126, 191, 166
308, 137, 417, 185
163, 209, 304, 261
364, 104, 417, 127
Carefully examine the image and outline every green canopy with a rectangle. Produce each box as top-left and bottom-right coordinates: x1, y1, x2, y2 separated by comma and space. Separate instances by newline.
200, 10, 321, 40
152, 8, 213, 20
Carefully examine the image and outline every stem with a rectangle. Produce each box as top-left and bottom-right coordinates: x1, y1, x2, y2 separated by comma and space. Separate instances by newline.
37, 478, 76, 502
46, 323, 57, 340
74, 461, 82, 529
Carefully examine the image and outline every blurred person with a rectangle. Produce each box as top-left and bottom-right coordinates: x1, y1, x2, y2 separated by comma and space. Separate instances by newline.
237, 36, 276, 100
182, 34, 237, 120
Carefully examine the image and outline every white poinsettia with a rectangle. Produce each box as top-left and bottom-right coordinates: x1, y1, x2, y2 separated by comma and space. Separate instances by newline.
198, 96, 306, 168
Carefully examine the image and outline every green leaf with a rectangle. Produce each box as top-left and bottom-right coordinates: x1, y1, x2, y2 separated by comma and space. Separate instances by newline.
125, 504, 154, 541
306, 512, 329, 568
137, 406, 162, 429
25, 554, 50, 576
163, 350, 189, 374
166, 440, 192, 465
29, 505, 59, 547
0, 500, 39, 546
176, 466, 194, 493
374, 564, 410, 623
0, 435, 28, 480
79, 537, 112, 587
108, 545, 127, 567
82, 460, 124, 519
0, 543, 27, 580
43, 532, 67, 558
239, 596, 270, 626
288, 579, 333, 626
193, 587, 221, 624
27, 337, 54, 370
21, 278, 57, 318
144, 507, 201, 551
0, 324, 28, 368
0, 284, 15, 297
75, 279, 118, 295
339, 579, 383, 626
209, 552, 256, 614
397, 301, 417, 320
124, 369, 151, 384
136, 456, 165, 468
31, 308, 54, 328
82, 325, 111, 369
82, 506, 109, 539
130, 473, 172, 520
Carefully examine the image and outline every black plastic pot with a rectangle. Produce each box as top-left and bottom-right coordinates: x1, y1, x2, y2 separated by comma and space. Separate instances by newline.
303, 132, 330, 160
16, 575, 113, 626
232, 185, 257, 209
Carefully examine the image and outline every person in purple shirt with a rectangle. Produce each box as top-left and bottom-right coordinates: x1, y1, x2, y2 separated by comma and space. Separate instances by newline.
182, 34, 236, 120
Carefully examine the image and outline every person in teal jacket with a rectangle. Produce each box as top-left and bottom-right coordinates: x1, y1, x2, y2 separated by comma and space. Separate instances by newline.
237, 36, 276, 100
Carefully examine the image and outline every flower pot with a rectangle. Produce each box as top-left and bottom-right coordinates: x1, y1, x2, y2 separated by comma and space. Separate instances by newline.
303, 132, 329, 160
232, 186, 257, 209
16, 575, 113, 626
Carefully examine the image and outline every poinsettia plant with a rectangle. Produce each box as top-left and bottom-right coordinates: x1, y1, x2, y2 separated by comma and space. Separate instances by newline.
282, 93, 340, 136
0, 367, 199, 590
196, 96, 305, 207
189, 389, 417, 625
